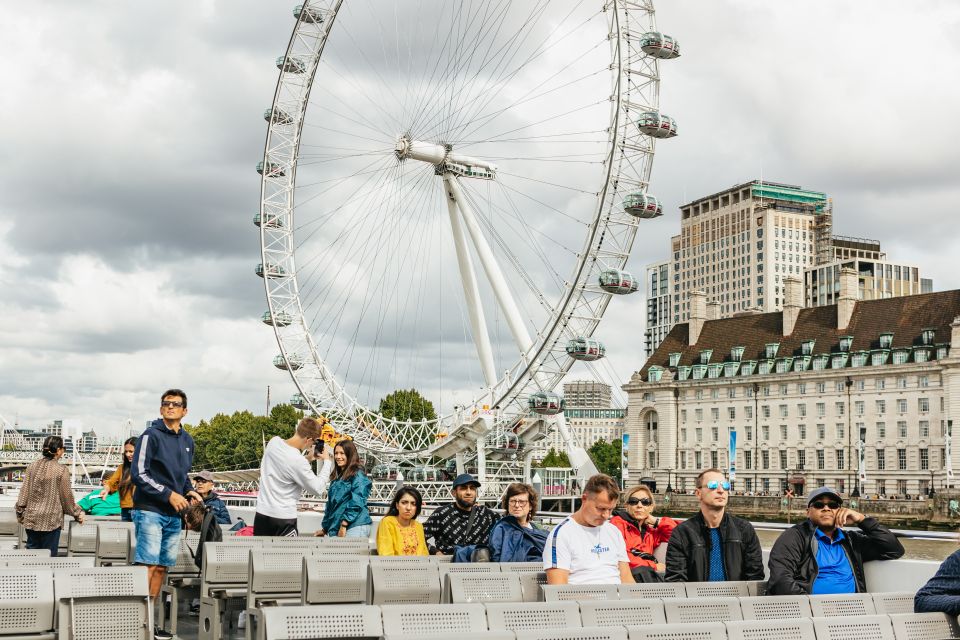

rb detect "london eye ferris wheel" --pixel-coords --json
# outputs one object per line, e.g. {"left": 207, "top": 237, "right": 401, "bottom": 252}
{"left": 257, "top": 0, "right": 679, "bottom": 472}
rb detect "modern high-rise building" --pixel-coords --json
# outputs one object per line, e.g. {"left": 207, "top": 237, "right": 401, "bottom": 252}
{"left": 562, "top": 380, "right": 613, "bottom": 409}
{"left": 645, "top": 260, "right": 673, "bottom": 358}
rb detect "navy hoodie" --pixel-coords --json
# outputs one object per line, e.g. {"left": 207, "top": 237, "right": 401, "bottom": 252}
{"left": 131, "top": 419, "right": 195, "bottom": 516}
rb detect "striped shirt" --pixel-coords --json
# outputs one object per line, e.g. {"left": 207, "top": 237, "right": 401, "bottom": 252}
{"left": 15, "top": 457, "right": 83, "bottom": 531}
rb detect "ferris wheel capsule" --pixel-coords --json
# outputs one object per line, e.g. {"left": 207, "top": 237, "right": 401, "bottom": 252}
{"left": 273, "top": 354, "right": 305, "bottom": 371}
{"left": 566, "top": 337, "right": 606, "bottom": 361}
{"left": 639, "top": 32, "right": 681, "bottom": 59}
{"left": 529, "top": 392, "right": 565, "bottom": 416}
{"left": 256, "top": 263, "right": 286, "bottom": 279}
{"left": 293, "top": 4, "right": 325, "bottom": 24}
{"left": 261, "top": 310, "right": 294, "bottom": 327}
{"left": 637, "top": 111, "right": 678, "bottom": 138}
{"left": 276, "top": 56, "right": 307, "bottom": 74}
{"left": 257, "top": 160, "right": 286, "bottom": 177}
{"left": 263, "top": 107, "right": 294, "bottom": 125}
{"left": 599, "top": 269, "right": 639, "bottom": 294}
{"left": 623, "top": 192, "right": 663, "bottom": 219}
{"left": 254, "top": 212, "right": 284, "bottom": 228}
{"left": 290, "top": 392, "right": 312, "bottom": 409}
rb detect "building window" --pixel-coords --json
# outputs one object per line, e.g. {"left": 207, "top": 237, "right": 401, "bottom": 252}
{"left": 745, "top": 406, "right": 753, "bottom": 420}
{"left": 779, "top": 405, "right": 788, "bottom": 418}
{"left": 797, "top": 450, "right": 806, "bottom": 470}
{"left": 835, "top": 402, "right": 845, "bottom": 416}
{"left": 877, "top": 422, "right": 886, "bottom": 438}
{"left": 898, "top": 480, "right": 908, "bottom": 496}
{"left": 695, "top": 451, "right": 702, "bottom": 467}
{"left": 921, "top": 448, "right": 929, "bottom": 470}
{"left": 711, "top": 451, "right": 719, "bottom": 468}
{"left": 762, "top": 425, "right": 770, "bottom": 440}
{"left": 728, "top": 388, "right": 737, "bottom": 399}
{"left": 897, "top": 376, "right": 908, "bottom": 389}
{"left": 780, "top": 425, "right": 788, "bottom": 440}
{"left": 875, "top": 378, "right": 886, "bottom": 390}
{"left": 762, "top": 405, "right": 771, "bottom": 419}
{"left": 920, "top": 420, "right": 929, "bottom": 438}
{"left": 780, "top": 384, "right": 789, "bottom": 395}
{"left": 762, "top": 450, "right": 770, "bottom": 469}
{"left": 779, "top": 450, "right": 788, "bottom": 469}
{"left": 745, "top": 452, "right": 753, "bottom": 470}
{"left": 876, "top": 480, "right": 886, "bottom": 495}
{"left": 816, "top": 403, "right": 826, "bottom": 417}
{"left": 798, "top": 424, "right": 807, "bottom": 440}
{"left": 836, "top": 450, "right": 845, "bottom": 470}
{"left": 695, "top": 390, "right": 703, "bottom": 400}
{"left": 712, "top": 427, "right": 719, "bottom": 442}
{"left": 681, "top": 409, "right": 687, "bottom": 421}
{"left": 695, "top": 408, "right": 703, "bottom": 421}
{"left": 728, "top": 407, "right": 736, "bottom": 420}
{"left": 817, "top": 450, "right": 825, "bottom": 470}
{"left": 854, "top": 401, "right": 865, "bottom": 416}
{"left": 711, "top": 388, "right": 720, "bottom": 399}
{"left": 898, "top": 421, "right": 908, "bottom": 439}
{"left": 696, "top": 428, "right": 703, "bottom": 442}
{"left": 919, "top": 397, "right": 930, "bottom": 413}
{"left": 876, "top": 400, "right": 886, "bottom": 414}
{"left": 877, "top": 449, "right": 886, "bottom": 470}
{"left": 896, "top": 399, "right": 907, "bottom": 413}
{"left": 817, "top": 424, "right": 826, "bottom": 440}
{"left": 898, "top": 449, "right": 907, "bottom": 470}
{"left": 837, "top": 423, "right": 845, "bottom": 440}
{"left": 919, "top": 375, "right": 929, "bottom": 388}
{"left": 711, "top": 408, "right": 720, "bottom": 421}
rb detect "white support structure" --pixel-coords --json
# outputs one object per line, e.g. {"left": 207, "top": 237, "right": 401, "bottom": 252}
{"left": 552, "top": 412, "right": 599, "bottom": 487}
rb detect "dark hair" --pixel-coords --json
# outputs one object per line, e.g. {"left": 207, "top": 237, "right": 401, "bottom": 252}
{"left": 296, "top": 417, "right": 322, "bottom": 439}
{"left": 161, "top": 389, "right": 188, "bottom": 409}
{"left": 332, "top": 440, "right": 363, "bottom": 482}
{"left": 696, "top": 468, "right": 725, "bottom": 488}
{"left": 583, "top": 473, "right": 620, "bottom": 501}
{"left": 182, "top": 502, "right": 206, "bottom": 531}
{"left": 119, "top": 437, "right": 138, "bottom": 494}
{"left": 387, "top": 486, "right": 423, "bottom": 519}
{"left": 41, "top": 436, "right": 64, "bottom": 459}
{"left": 502, "top": 482, "right": 539, "bottom": 520}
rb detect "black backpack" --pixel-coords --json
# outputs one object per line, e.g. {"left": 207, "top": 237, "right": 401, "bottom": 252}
{"left": 190, "top": 507, "right": 223, "bottom": 569}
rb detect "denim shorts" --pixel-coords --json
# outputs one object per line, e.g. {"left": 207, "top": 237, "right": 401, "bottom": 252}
{"left": 345, "top": 523, "right": 371, "bottom": 539}
{"left": 132, "top": 509, "right": 182, "bottom": 567}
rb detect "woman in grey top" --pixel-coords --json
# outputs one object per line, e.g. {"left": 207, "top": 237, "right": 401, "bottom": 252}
{"left": 15, "top": 436, "right": 85, "bottom": 556}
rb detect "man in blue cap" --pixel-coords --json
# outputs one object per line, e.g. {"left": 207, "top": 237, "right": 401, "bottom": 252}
{"left": 767, "top": 486, "right": 903, "bottom": 595}
{"left": 423, "top": 473, "right": 499, "bottom": 555}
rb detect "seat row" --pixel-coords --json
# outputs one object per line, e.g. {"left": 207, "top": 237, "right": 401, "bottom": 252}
{"left": 0, "top": 566, "right": 152, "bottom": 640}
{"left": 0, "top": 516, "right": 136, "bottom": 565}
{"left": 258, "top": 602, "right": 960, "bottom": 640}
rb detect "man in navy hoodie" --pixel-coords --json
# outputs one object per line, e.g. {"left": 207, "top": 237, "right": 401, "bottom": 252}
{"left": 131, "top": 388, "right": 200, "bottom": 640}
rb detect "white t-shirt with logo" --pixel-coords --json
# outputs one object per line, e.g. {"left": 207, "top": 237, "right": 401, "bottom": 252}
{"left": 543, "top": 516, "right": 628, "bottom": 584}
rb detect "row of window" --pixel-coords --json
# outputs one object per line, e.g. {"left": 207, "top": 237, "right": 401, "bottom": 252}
{"left": 676, "top": 447, "right": 937, "bottom": 472}
{"left": 683, "top": 397, "right": 935, "bottom": 423}
{"left": 679, "top": 419, "right": 943, "bottom": 446}
{"left": 683, "top": 375, "right": 935, "bottom": 400}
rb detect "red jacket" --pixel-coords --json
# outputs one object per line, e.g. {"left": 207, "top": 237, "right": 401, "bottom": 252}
{"left": 609, "top": 510, "right": 678, "bottom": 569}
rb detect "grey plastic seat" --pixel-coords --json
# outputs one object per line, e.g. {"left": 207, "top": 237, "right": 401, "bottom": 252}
{"left": 809, "top": 593, "right": 876, "bottom": 617}
{"left": 580, "top": 598, "right": 666, "bottom": 627}
{"left": 626, "top": 621, "right": 727, "bottom": 640}
{"left": 500, "top": 562, "right": 548, "bottom": 574}
{"left": 811, "top": 614, "right": 895, "bottom": 640}
{"left": 302, "top": 555, "right": 368, "bottom": 604}
{"left": 485, "top": 601, "right": 582, "bottom": 631}
{"left": 94, "top": 523, "right": 133, "bottom": 566}
{"left": 440, "top": 562, "right": 501, "bottom": 601}
{"left": 684, "top": 581, "right": 751, "bottom": 598}
{"left": 54, "top": 566, "right": 151, "bottom": 640}
{"left": 368, "top": 561, "right": 441, "bottom": 604}
{"left": 262, "top": 604, "right": 382, "bottom": 639}
{"left": 245, "top": 550, "right": 320, "bottom": 640}
{"left": 619, "top": 582, "right": 686, "bottom": 600}
{"left": 66, "top": 521, "right": 99, "bottom": 556}
{"left": 541, "top": 584, "right": 619, "bottom": 602}
{"left": 871, "top": 592, "right": 917, "bottom": 615}
{"left": 448, "top": 572, "right": 523, "bottom": 603}
{"left": 6, "top": 556, "right": 96, "bottom": 570}
{"left": 888, "top": 612, "right": 960, "bottom": 640}
{"left": 0, "top": 538, "right": 17, "bottom": 549}
{"left": 381, "top": 602, "right": 487, "bottom": 635}
{"left": 0, "top": 509, "right": 19, "bottom": 537}
{"left": 518, "top": 571, "right": 548, "bottom": 602}
{"left": 384, "top": 634, "right": 514, "bottom": 640}
{"left": 724, "top": 618, "right": 816, "bottom": 640}
{"left": 199, "top": 543, "right": 269, "bottom": 640}
{"left": 516, "top": 627, "right": 628, "bottom": 640}
{"left": 739, "top": 595, "right": 811, "bottom": 620}
{"left": 0, "top": 548, "right": 50, "bottom": 557}
{"left": 663, "top": 597, "right": 742, "bottom": 624}
{"left": 0, "top": 568, "right": 56, "bottom": 639}
{"left": 745, "top": 581, "right": 768, "bottom": 596}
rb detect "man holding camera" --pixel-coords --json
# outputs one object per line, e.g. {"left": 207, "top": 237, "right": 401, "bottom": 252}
{"left": 253, "top": 417, "right": 332, "bottom": 536}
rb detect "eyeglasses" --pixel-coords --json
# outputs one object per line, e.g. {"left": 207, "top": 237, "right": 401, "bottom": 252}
{"left": 626, "top": 497, "right": 654, "bottom": 506}
{"left": 810, "top": 500, "right": 841, "bottom": 510}
{"left": 161, "top": 401, "right": 184, "bottom": 408}
{"left": 508, "top": 499, "right": 529, "bottom": 507}
{"left": 703, "top": 480, "right": 731, "bottom": 491}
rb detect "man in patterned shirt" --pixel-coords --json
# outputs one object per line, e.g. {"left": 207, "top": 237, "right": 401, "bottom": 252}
{"left": 423, "top": 474, "right": 499, "bottom": 555}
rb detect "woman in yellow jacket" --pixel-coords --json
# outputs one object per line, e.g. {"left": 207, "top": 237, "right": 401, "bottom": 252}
{"left": 376, "top": 486, "right": 428, "bottom": 556}
{"left": 100, "top": 437, "right": 137, "bottom": 521}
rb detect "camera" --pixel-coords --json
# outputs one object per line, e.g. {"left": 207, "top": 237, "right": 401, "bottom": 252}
{"left": 314, "top": 439, "right": 324, "bottom": 455}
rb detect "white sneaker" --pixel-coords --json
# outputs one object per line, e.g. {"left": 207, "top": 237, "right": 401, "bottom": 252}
{"left": 238, "top": 611, "right": 246, "bottom": 630}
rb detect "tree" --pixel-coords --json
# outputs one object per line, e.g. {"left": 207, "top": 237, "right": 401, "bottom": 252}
{"left": 377, "top": 388, "right": 437, "bottom": 423}
{"left": 588, "top": 438, "right": 622, "bottom": 481}
{"left": 187, "top": 404, "right": 303, "bottom": 471}
{"left": 535, "top": 447, "right": 571, "bottom": 468}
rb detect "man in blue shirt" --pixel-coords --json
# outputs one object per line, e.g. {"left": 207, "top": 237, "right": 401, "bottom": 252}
{"left": 768, "top": 486, "right": 904, "bottom": 595}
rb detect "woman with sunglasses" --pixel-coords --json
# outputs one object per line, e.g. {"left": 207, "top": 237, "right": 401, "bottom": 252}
{"left": 610, "top": 485, "right": 677, "bottom": 582}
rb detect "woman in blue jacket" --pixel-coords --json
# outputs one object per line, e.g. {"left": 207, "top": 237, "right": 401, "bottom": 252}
{"left": 319, "top": 440, "right": 372, "bottom": 538}
{"left": 488, "top": 483, "right": 548, "bottom": 562}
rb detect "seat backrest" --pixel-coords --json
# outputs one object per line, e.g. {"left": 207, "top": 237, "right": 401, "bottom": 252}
{"left": 808, "top": 593, "right": 876, "bottom": 617}
{"left": 369, "top": 555, "right": 434, "bottom": 566}
{"left": 499, "top": 562, "right": 548, "bottom": 574}
{"left": 0, "top": 549, "right": 50, "bottom": 557}
{"left": 0, "top": 510, "right": 18, "bottom": 537}
{"left": 579, "top": 598, "right": 666, "bottom": 627}
{"left": 7, "top": 556, "right": 96, "bottom": 570}
{"left": 54, "top": 567, "right": 151, "bottom": 640}
{"left": 518, "top": 571, "right": 548, "bottom": 602}
{"left": 663, "top": 597, "right": 743, "bottom": 624}
{"left": 739, "top": 595, "right": 811, "bottom": 620}
{"left": 53, "top": 566, "right": 149, "bottom": 599}
{"left": 0, "top": 538, "right": 17, "bottom": 549}
{"left": 369, "top": 562, "right": 441, "bottom": 605}
{"left": 201, "top": 542, "right": 263, "bottom": 589}
{"left": 626, "top": 621, "right": 727, "bottom": 640}
{"left": 724, "top": 618, "right": 816, "bottom": 640}
{"left": 302, "top": 556, "right": 368, "bottom": 604}
{"left": 67, "top": 520, "right": 99, "bottom": 555}
{"left": 249, "top": 549, "right": 315, "bottom": 603}
{"left": 541, "top": 584, "right": 619, "bottom": 602}
{"left": 262, "top": 604, "right": 382, "bottom": 640}
{"left": 871, "top": 592, "right": 917, "bottom": 615}
{"left": 619, "top": 582, "right": 686, "bottom": 600}
{"left": 887, "top": 612, "right": 960, "bottom": 640}
{"left": 684, "top": 581, "right": 751, "bottom": 598}
{"left": 320, "top": 537, "right": 370, "bottom": 552}
{"left": 448, "top": 573, "right": 523, "bottom": 604}
{"left": 485, "top": 601, "right": 581, "bottom": 631}
{"left": 744, "top": 581, "right": 767, "bottom": 596}
{"left": 811, "top": 614, "right": 894, "bottom": 640}
{"left": 440, "top": 563, "right": 502, "bottom": 601}
{"left": 516, "top": 627, "right": 628, "bottom": 640}
{"left": 0, "top": 568, "right": 55, "bottom": 635}
{"left": 380, "top": 603, "right": 487, "bottom": 635}
{"left": 95, "top": 524, "right": 133, "bottom": 563}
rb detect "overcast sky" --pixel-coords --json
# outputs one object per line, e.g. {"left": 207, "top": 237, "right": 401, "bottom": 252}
{"left": 2, "top": 1, "right": 959, "bottom": 442}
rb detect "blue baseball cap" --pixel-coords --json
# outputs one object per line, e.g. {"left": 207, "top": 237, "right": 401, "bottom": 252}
{"left": 806, "top": 486, "right": 842, "bottom": 506}
{"left": 452, "top": 473, "right": 480, "bottom": 489}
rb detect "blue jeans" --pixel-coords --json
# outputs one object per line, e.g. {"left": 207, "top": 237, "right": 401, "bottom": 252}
{"left": 345, "top": 523, "right": 371, "bottom": 539}
{"left": 132, "top": 509, "right": 182, "bottom": 567}
{"left": 25, "top": 528, "right": 60, "bottom": 557}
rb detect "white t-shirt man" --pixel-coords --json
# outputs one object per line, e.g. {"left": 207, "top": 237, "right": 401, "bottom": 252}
{"left": 543, "top": 515, "right": 628, "bottom": 584}
{"left": 256, "top": 436, "right": 332, "bottom": 519}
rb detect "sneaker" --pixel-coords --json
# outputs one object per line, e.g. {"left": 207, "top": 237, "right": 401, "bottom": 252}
{"left": 154, "top": 628, "right": 173, "bottom": 640}
{"left": 188, "top": 604, "right": 200, "bottom": 616}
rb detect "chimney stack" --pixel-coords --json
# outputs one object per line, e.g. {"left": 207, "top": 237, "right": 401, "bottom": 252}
{"left": 782, "top": 276, "right": 802, "bottom": 336}
{"left": 689, "top": 290, "right": 707, "bottom": 345}
{"left": 951, "top": 316, "right": 960, "bottom": 347}
{"left": 837, "top": 267, "right": 858, "bottom": 330}
{"left": 706, "top": 300, "right": 721, "bottom": 321}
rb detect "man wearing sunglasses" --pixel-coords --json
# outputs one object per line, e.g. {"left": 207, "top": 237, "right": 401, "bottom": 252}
{"left": 767, "top": 486, "right": 903, "bottom": 595}
{"left": 665, "top": 468, "right": 764, "bottom": 583}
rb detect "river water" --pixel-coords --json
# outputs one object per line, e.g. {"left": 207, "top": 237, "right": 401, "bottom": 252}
{"left": 756, "top": 529, "right": 956, "bottom": 562}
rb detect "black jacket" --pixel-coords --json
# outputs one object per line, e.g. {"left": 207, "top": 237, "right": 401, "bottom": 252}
{"left": 665, "top": 512, "right": 764, "bottom": 582}
{"left": 767, "top": 517, "right": 904, "bottom": 595}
